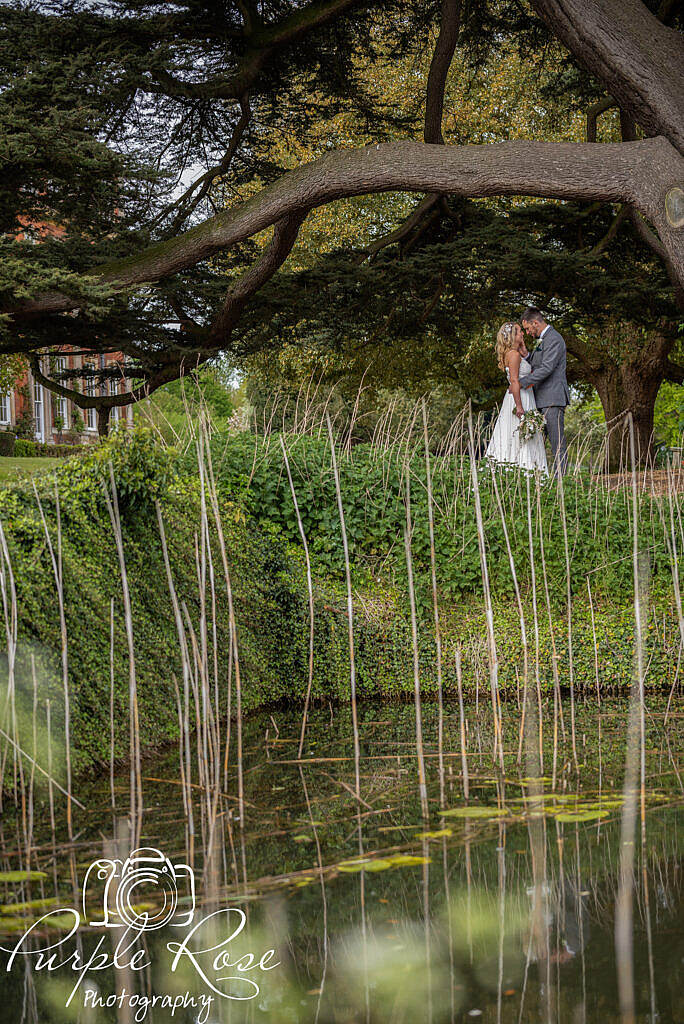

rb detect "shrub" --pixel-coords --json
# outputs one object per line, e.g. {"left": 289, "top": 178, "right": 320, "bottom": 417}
{"left": 14, "top": 439, "right": 38, "bottom": 457}
{"left": 0, "top": 430, "right": 16, "bottom": 456}
{"left": 14, "top": 439, "right": 90, "bottom": 458}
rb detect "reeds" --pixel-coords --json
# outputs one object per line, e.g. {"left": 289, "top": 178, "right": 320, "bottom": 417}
{"left": 103, "top": 465, "right": 143, "bottom": 842}
{"left": 0, "top": 381, "right": 682, "bottom": 1024}
{"left": 466, "top": 406, "right": 503, "bottom": 770}
{"left": 326, "top": 412, "right": 361, "bottom": 804}
{"left": 403, "top": 462, "right": 429, "bottom": 820}
{"left": 279, "top": 435, "right": 316, "bottom": 758}
{"left": 615, "top": 413, "right": 649, "bottom": 1024}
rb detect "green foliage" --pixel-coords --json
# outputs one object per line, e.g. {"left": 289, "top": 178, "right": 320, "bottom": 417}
{"left": 654, "top": 381, "right": 684, "bottom": 447}
{"left": 1, "top": 429, "right": 680, "bottom": 775}
{"left": 134, "top": 363, "right": 238, "bottom": 444}
{"left": 201, "top": 432, "right": 677, "bottom": 607}
{"left": 0, "top": 353, "right": 24, "bottom": 393}
{"left": 71, "top": 407, "right": 85, "bottom": 434}
{"left": 0, "top": 430, "right": 15, "bottom": 456}
{"left": 14, "top": 439, "right": 88, "bottom": 458}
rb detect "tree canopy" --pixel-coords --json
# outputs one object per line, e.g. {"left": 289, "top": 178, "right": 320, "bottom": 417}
{"left": 0, "top": 0, "right": 682, "bottom": 451}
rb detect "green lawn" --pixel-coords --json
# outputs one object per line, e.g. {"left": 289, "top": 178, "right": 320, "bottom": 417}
{"left": 0, "top": 456, "right": 59, "bottom": 481}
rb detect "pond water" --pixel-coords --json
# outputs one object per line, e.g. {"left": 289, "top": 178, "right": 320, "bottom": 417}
{"left": 0, "top": 695, "right": 682, "bottom": 1023}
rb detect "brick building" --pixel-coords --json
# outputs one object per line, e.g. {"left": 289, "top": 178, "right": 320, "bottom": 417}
{"left": 1, "top": 354, "right": 133, "bottom": 443}
{"left": 2, "top": 217, "right": 134, "bottom": 442}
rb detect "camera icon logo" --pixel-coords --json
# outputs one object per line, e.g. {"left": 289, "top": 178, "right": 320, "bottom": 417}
{"left": 82, "top": 847, "right": 195, "bottom": 931}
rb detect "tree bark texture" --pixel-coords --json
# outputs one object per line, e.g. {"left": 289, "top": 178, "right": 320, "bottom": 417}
{"left": 11, "top": 137, "right": 683, "bottom": 319}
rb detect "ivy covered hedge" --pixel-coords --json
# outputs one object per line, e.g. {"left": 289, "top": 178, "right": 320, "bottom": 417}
{"left": 0, "top": 430, "right": 679, "bottom": 775}
{"left": 201, "top": 432, "right": 678, "bottom": 605}
{"left": 14, "top": 438, "right": 90, "bottom": 457}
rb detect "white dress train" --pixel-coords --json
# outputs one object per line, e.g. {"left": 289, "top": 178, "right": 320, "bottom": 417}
{"left": 485, "top": 358, "right": 548, "bottom": 474}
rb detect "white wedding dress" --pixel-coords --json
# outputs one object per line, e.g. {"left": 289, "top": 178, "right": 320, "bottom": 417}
{"left": 485, "top": 358, "right": 548, "bottom": 473}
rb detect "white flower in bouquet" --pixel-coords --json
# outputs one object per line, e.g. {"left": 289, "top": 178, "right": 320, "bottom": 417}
{"left": 515, "top": 409, "right": 545, "bottom": 444}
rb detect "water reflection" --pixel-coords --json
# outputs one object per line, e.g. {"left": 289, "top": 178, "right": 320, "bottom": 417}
{"left": 0, "top": 697, "right": 681, "bottom": 1022}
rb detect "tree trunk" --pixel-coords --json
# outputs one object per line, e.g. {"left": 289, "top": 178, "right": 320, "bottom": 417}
{"left": 97, "top": 405, "right": 111, "bottom": 438}
{"left": 531, "top": 0, "right": 684, "bottom": 155}
{"left": 593, "top": 362, "right": 662, "bottom": 470}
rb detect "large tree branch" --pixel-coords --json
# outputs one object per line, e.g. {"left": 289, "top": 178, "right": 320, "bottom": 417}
{"left": 208, "top": 211, "right": 306, "bottom": 343}
{"left": 424, "top": 0, "right": 462, "bottom": 145}
{"left": 531, "top": 0, "right": 684, "bottom": 154}
{"left": 10, "top": 137, "right": 684, "bottom": 319}
{"left": 586, "top": 95, "right": 615, "bottom": 143}
{"left": 620, "top": 107, "right": 684, "bottom": 308}
{"left": 29, "top": 356, "right": 141, "bottom": 411}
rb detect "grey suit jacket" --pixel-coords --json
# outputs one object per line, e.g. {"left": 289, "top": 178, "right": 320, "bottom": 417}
{"left": 518, "top": 325, "right": 570, "bottom": 408}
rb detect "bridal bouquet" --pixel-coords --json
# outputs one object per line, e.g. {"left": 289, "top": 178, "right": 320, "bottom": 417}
{"left": 515, "top": 409, "right": 545, "bottom": 443}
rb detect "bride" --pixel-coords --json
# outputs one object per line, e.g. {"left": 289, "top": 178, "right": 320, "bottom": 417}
{"left": 486, "top": 321, "right": 548, "bottom": 473}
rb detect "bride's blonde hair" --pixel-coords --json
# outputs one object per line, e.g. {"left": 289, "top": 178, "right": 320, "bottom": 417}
{"left": 496, "top": 321, "right": 519, "bottom": 371}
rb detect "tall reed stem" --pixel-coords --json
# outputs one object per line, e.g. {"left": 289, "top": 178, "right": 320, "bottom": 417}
{"left": 615, "top": 413, "right": 648, "bottom": 1024}
{"left": 32, "top": 483, "right": 74, "bottom": 839}
{"left": 280, "top": 435, "right": 316, "bottom": 758}
{"left": 103, "top": 466, "right": 142, "bottom": 841}
{"left": 403, "top": 465, "right": 430, "bottom": 820}
{"left": 466, "top": 407, "right": 503, "bottom": 769}
{"left": 326, "top": 414, "right": 361, "bottom": 802}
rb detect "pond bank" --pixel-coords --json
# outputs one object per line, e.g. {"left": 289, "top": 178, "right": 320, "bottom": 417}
{"left": 0, "top": 430, "right": 680, "bottom": 775}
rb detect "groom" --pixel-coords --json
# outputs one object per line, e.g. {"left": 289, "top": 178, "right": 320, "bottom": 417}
{"left": 514, "top": 306, "right": 570, "bottom": 477}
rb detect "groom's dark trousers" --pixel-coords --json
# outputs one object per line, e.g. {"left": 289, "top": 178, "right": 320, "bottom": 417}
{"left": 541, "top": 406, "right": 568, "bottom": 478}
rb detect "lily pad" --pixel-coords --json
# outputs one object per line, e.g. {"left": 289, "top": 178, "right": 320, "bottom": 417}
{"left": 337, "top": 853, "right": 430, "bottom": 873}
{"left": 0, "top": 871, "right": 47, "bottom": 883}
{"left": 0, "top": 897, "right": 57, "bottom": 915}
{"left": 553, "top": 810, "right": 609, "bottom": 823}
{"left": 338, "top": 858, "right": 373, "bottom": 873}
{"left": 46, "top": 914, "right": 79, "bottom": 931}
{"left": 442, "top": 807, "right": 509, "bottom": 819}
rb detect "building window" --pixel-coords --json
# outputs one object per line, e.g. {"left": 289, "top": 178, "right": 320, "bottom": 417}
{"left": 0, "top": 392, "right": 9, "bottom": 425}
{"left": 109, "top": 379, "right": 120, "bottom": 422}
{"left": 84, "top": 366, "right": 97, "bottom": 430}
{"left": 53, "top": 357, "right": 68, "bottom": 426}
{"left": 34, "top": 382, "right": 44, "bottom": 441}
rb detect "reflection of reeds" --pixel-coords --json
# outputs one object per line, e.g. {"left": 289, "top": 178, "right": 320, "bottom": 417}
{"left": 615, "top": 413, "right": 648, "bottom": 1024}
{"left": 403, "top": 463, "right": 429, "bottom": 820}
